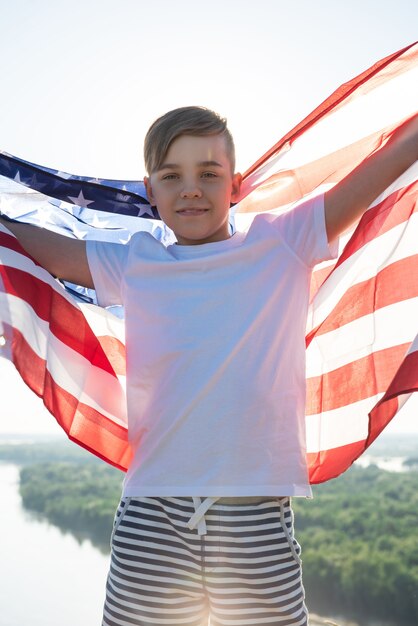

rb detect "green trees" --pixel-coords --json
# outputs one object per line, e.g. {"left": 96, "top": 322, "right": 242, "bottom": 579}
{"left": 293, "top": 466, "right": 418, "bottom": 624}
{"left": 19, "top": 462, "right": 122, "bottom": 550}
{"left": 8, "top": 438, "right": 418, "bottom": 625}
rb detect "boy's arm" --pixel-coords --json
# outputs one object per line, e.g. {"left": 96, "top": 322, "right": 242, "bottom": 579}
{"left": 0, "top": 217, "right": 94, "bottom": 288}
{"left": 324, "top": 114, "right": 418, "bottom": 243}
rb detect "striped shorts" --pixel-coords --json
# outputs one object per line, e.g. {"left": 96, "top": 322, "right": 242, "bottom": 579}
{"left": 102, "top": 496, "right": 308, "bottom": 626}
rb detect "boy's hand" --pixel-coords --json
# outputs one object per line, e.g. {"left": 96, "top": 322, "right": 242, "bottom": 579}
{"left": 324, "top": 113, "right": 418, "bottom": 243}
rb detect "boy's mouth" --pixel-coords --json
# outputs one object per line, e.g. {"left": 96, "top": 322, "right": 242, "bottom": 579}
{"left": 176, "top": 208, "right": 209, "bottom": 216}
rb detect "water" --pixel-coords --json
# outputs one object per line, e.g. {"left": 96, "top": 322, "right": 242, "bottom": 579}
{"left": 354, "top": 455, "right": 409, "bottom": 472}
{"left": 0, "top": 460, "right": 402, "bottom": 626}
{"left": 0, "top": 463, "right": 110, "bottom": 626}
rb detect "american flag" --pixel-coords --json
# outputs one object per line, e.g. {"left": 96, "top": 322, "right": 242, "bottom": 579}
{"left": 1, "top": 42, "right": 417, "bottom": 482}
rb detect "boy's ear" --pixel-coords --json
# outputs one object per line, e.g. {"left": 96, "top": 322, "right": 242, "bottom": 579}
{"left": 231, "top": 172, "right": 243, "bottom": 203}
{"left": 144, "top": 176, "right": 155, "bottom": 206}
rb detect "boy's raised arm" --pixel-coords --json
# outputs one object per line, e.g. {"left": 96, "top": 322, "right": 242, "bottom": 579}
{"left": 324, "top": 114, "right": 418, "bottom": 243}
{"left": 0, "top": 217, "right": 94, "bottom": 288}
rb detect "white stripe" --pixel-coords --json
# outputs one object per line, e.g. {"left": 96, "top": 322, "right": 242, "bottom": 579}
{"left": 307, "top": 297, "right": 417, "bottom": 377}
{"left": 0, "top": 233, "right": 77, "bottom": 297}
{"left": 307, "top": 211, "right": 418, "bottom": 333}
{"left": 309, "top": 165, "right": 418, "bottom": 283}
{"left": 105, "top": 589, "right": 202, "bottom": 607}
{"left": 406, "top": 333, "right": 418, "bottom": 354}
{"left": 0, "top": 237, "right": 125, "bottom": 344}
{"left": 213, "top": 594, "right": 304, "bottom": 617}
{"left": 115, "top": 535, "right": 201, "bottom": 561}
{"left": 114, "top": 548, "right": 202, "bottom": 572}
{"left": 106, "top": 591, "right": 202, "bottom": 614}
{"left": 0, "top": 185, "right": 56, "bottom": 215}
{"left": 78, "top": 301, "right": 125, "bottom": 343}
{"left": 306, "top": 393, "right": 383, "bottom": 452}
{"left": 122, "top": 509, "right": 288, "bottom": 536}
{"left": 234, "top": 184, "right": 332, "bottom": 226}
{"left": 202, "top": 563, "right": 301, "bottom": 581}
{"left": 248, "top": 65, "right": 418, "bottom": 185}
{"left": 205, "top": 553, "right": 295, "bottom": 566}
{"left": 1, "top": 292, "right": 127, "bottom": 425}
{"left": 110, "top": 563, "right": 201, "bottom": 589}
{"left": 115, "top": 549, "right": 296, "bottom": 577}
{"left": 103, "top": 609, "right": 202, "bottom": 626}
{"left": 212, "top": 584, "right": 303, "bottom": 603}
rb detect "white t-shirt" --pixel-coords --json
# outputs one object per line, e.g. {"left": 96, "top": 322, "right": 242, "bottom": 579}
{"left": 87, "top": 195, "right": 337, "bottom": 498}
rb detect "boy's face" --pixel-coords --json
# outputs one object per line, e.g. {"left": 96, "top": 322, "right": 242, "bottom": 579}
{"left": 144, "top": 134, "right": 242, "bottom": 245}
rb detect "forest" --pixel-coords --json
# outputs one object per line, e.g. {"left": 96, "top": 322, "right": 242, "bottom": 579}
{"left": 1, "top": 437, "right": 417, "bottom": 626}
{"left": 292, "top": 466, "right": 418, "bottom": 624}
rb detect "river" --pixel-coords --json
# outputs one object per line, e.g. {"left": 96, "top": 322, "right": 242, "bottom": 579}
{"left": 0, "top": 460, "right": 400, "bottom": 626}
{"left": 0, "top": 462, "right": 109, "bottom": 626}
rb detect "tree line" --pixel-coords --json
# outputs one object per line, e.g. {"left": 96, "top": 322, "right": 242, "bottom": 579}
{"left": 293, "top": 465, "right": 418, "bottom": 625}
{"left": 19, "top": 462, "right": 123, "bottom": 550}
{"left": 4, "top": 442, "right": 417, "bottom": 626}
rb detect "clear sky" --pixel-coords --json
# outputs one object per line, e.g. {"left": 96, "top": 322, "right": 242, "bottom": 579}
{"left": 0, "top": 0, "right": 417, "bottom": 435}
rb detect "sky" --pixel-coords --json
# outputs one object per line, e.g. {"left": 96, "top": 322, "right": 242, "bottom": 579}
{"left": 0, "top": 0, "right": 417, "bottom": 436}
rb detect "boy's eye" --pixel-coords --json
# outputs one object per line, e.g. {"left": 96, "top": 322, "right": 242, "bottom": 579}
{"left": 161, "top": 173, "right": 179, "bottom": 181}
{"left": 201, "top": 172, "right": 217, "bottom": 178}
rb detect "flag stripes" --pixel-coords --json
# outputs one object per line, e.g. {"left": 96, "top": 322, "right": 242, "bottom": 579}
{"left": 239, "top": 43, "right": 418, "bottom": 207}
{"left": 2, "top": 318, "right": 132, "bottom": 470}
{"left": 232, "top": 43, "right": 418, "bottom": 482}
{"left": 1, "top": 42, "right": 417, "bottom": 483}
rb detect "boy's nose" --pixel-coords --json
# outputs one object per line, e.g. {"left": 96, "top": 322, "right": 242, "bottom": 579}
{"left": 180, "top": 185, "right": 203, "bottom": 199}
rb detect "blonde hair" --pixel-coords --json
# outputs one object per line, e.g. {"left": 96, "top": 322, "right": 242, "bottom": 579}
{"left": 144, "top": 106, "right": 235, "bottom": 174}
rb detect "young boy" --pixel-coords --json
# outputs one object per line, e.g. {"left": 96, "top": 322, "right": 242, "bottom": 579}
{"left": 1, "top": 106, "right": 417, "bottom": 626}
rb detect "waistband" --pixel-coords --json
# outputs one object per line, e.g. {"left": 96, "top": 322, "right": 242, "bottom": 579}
{"left": 187, "top": 496, "right": 288, "bottom": 536}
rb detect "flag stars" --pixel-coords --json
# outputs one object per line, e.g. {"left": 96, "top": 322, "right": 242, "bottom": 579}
{"left": 14, "top": 170, "right": 23, "bottom": 184}
{"left": 134, "top": 203, "right": 157, "bottom": 218}
{"left": 67, "top": 190, "right": 95, "bottom": 208}
{"left": 89, "top": 213, "right": 105, "bottom": 228}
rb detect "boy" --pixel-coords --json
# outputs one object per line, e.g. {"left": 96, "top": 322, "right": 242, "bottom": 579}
{"left": 1, "top": 106, "right": 417, "bottom": 626}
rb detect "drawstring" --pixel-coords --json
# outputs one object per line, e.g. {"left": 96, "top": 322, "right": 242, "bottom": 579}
{"left": 278, "top": 498, "right": 301, "bottom": 565}
{"left": 187, "top": 496, "right": 220, "bottom": 536}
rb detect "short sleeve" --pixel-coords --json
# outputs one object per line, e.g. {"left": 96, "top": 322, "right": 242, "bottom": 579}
{"left": 273, "top": 194, "right": 338, "bottom": 267}
{"left": 86, "top": 239, "right": 130, "bottom": 307}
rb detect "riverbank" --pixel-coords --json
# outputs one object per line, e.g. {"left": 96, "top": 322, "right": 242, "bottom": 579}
{"left": 1, "top": 434, "right": 418, "bottom": 626}
{"left": 0, "top": 462, "right": 108, "bottom": 626}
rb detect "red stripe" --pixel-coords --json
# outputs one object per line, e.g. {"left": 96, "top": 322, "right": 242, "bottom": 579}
{"left": 238, "top": 119, "right": 418, "bottom": 215}
{"left": 307, "top": 255, "right": 418, "bottom": 343}
{"left": 0, "top": 263, "right": 126, "bottom": 376}
{"left": 307, "top": 439, "right": 368, "bottom": 483}
{"left": 306, "top": 343, "right": 410, "bottom": 415}
{"left": 310, "top": 264, "right": 335, "bottom": 300}
{"left": 306, "top": 185, "right": 418, "bottom": 346}
{"left": 2, "top": 44, "right": 418, "bottom": 484}
{"left": 241, "top": 41, "right": 418, "bottom": 182}
{"left": 378, "top": 347, "right": 418, "bottom": 400}
{"left": 6, "top": 321, "right": 131, "bottom": 471}
{"left": 238, "top": 130, "right": 384, "bottom": 213}
{"left": 309, "top": 349, "right": 418, "bottom": 483}
{"left": 334, "top": 181, "right": 418, "bottom": 268}
{"left": 368, "top": 348, "right": 418, "bottom": 444}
